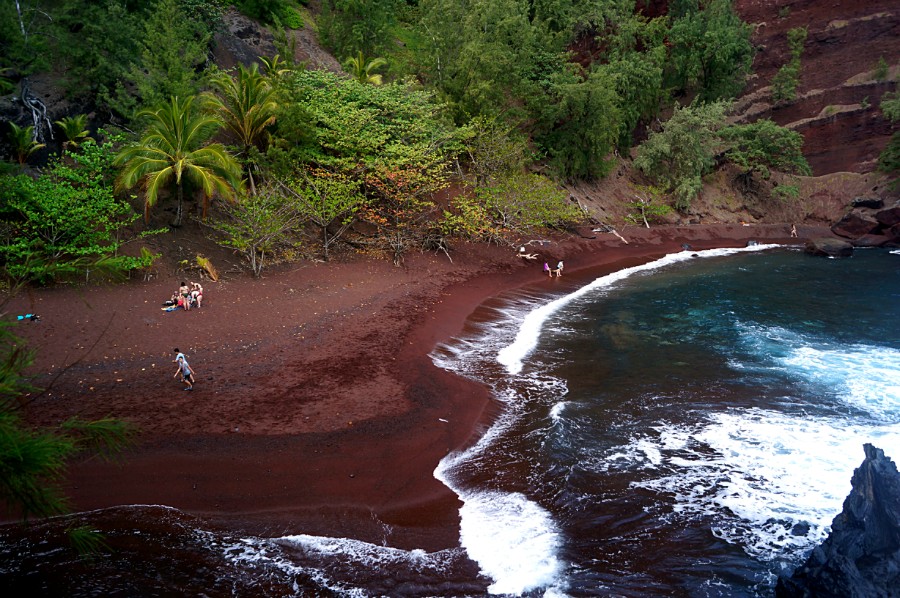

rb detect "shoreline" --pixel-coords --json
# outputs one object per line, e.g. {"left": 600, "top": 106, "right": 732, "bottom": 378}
{"left": 4, "top": 224, "right": 829, "bottom": 552}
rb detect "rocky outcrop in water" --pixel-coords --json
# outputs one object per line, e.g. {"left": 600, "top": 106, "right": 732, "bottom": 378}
{"left": 776, "top": 444, "right": 900, "bottom": 598}
{"left": 805, "top": 237, "right": 854, "bottom": 257}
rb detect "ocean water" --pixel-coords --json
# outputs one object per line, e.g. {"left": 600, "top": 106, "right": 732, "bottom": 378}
{"left": 430, "top": 245, "right": 900, "bottom": 596}
{"left": 5, "top": 246, "right": 900, "bottom": 596}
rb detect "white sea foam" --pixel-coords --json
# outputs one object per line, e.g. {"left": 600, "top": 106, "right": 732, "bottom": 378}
{"left": 435, "top": 392, "right": 567, "bottom": 596}
{"left": 737, "top": 323, "right": 900, "bottom": 420}
{"left": 622, "top": 409, "right": 900, "bottom": 561}
{"left": 779, "top": 344, "right": 900, "bottom": 419}
{"left": 455, "top": 490, "right": 563, "bottom": 595}
{"left": 497, "top": 245, "right": 782, "bottom": 375}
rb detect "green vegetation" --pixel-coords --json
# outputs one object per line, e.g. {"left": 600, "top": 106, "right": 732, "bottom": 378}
{"left": 873, "top": 56, "right": 890, "bottom": 81}
{"left": 879, "top": 91, "right": 900, "bottom": 187}
{"left": 0, "top": 0, "right": 810, "bottom": 271}
{"left": 0, "top": 137, "right": 159, "bottom": 285}
{"left": 635, "top": 101, "right": 730, "bottom": 211}
{"left": 114, "top": 96, "right": 243, "bottom": 226}
{"left": 635, "top": 102, "right": 810, "bottom": 210}
{"left": 6, "top": 123, "right": 45, "bottom": 166}
{"left": 771, "top": 26, "right": 807, "bottom": 103}
{"left": 626, "top": 185, "right": 673, "bottom": 228}
{"left": 0, "top": 322, "right": 133, "bottom": 551}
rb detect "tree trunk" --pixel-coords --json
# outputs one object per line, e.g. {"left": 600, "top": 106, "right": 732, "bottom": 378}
{"left": 173, "top": 183, "right": 184, "bottom": 227}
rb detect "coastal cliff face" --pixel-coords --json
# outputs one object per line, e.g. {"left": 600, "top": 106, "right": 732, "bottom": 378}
{"left": 733, "top": 0, "right": 900, "bottom": 176}
{"left": 775, "top": 444, "right": 900, "bottom": 597}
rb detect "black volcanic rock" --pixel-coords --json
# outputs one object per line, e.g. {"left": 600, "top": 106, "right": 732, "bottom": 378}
{"left": 852, "top": 196, "right": 885, "bottom": 209}
{"left": 805, "top": 238, "right": 854, "bottom": 257}
{"left": 832, "top": 210, "right": 881, "bottom": 239}
{"left": 776, "top": 444, "right": 900, "bottom": 598}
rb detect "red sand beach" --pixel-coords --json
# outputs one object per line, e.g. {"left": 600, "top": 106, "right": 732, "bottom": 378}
{"left": 5, "top": 224, "right": 825, "bottom": 551}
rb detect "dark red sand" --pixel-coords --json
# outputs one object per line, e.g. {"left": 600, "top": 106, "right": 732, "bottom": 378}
{"left": 4, "top": 224, "right": 825, "bottom": 550}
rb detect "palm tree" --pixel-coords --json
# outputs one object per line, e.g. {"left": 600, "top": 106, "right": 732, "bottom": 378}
{"left": 114, "top": 96, "right": 242, "bottom": 226}
{"left": 343, "top": 51, "right": 387, "bottom": 85}
{"left": 205, "top": 63, "right": 277, "bottom": 195}
{"left": 54, "top": 114, "right": 90, "bottom": 151}
{"left": 7, "top": 122, "right": 45, "bottom": 165}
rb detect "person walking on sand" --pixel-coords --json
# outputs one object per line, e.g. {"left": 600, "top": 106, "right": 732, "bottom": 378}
{"left": 173, "top": 348, "right": 195, "bottom": 390}
{"left": 543, "top": 261, "right": 552, "bottom": 278}
{"left": 790, "top": 224, "right": 798, "bottom": 238}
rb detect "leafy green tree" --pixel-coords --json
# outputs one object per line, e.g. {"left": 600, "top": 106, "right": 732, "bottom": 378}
{"left": 473, "top": 172, "right": 584, "bottom": 232}
{"left": 55, "top": 0, "right": 145, "bottom": 110}
{"left": 771, "top": 26, "right": 806, "bottom": 103}
{"left": 460, "top": 115, "right": 528, "bottom": 187}
{"left": 319, "top": 0, "right": 402, "bottom": 58}
{"left": 625, "top": 184, "right": 672, "bottom": 228}
{"left": 283, "top": 168, "right": 367, "bottom": 261}
{"left": 114, "top": 96, "right": 242, "bottom": 226}
{"left": 206, "top": 186, "right": 299, "bottom": 277}
{"left": 608, "top": 49, "right": 667, "bottom": 148}
{"left": 0, "top": 0, "right": 53, "bottom": 76}
{"left": 418, "top": 0, "right": 543, "bottom": 122}
{"left": 634, "top": 101, "right": 730, "bottom": 211}
{"left": 343, "top": 51, "right": 388, "bottom": 85}
{"left": 666, "top": 0, "right": 754, "bottom": 101}
{"left": 54, "top": 114, "right": 91, "bottom": 151}
{"left": 6, "top": 122, "right": 45, "bottom": 165}
{"left": 285, "top": 69, "right": 460, "bottom": 262}
{"left": 719, "top": 119, "right": 811, "bottom": 190}
{"left": 128, "top": 0, "right": 210, "bottom": 111}
{"left": 0, "top": 138, "right": 157, "bottom": 284}
{"left": 534, "top": 66, "right": 622, "bottom": 179}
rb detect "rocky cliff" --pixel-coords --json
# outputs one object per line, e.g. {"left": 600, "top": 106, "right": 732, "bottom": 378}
{"left": 733, "top": 0, "right": 900, "bottom": 175}
{"left": 776, "top": 444, "right": 900, "bottom": 597}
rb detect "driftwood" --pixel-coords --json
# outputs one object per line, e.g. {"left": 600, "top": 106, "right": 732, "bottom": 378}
{"left": 20, "top": 79, "right": 53, "bottom": 143}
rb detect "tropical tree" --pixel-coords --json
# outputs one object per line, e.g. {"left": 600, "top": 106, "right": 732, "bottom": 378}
{"left": 7, "top": 122, "right": 45, "bottom": 165}
{"left": 318, "top": 0, "right": 401, "bottom": 58}
{"left": 719, "top": 119, "right": 811, "bottom": 190}
{"left": 666, "top": 0, "right": 754, "bottom": 101}
{"left": 206, "top": 62, "right": 278, "bottom": 194}
{"left": 114, "top": 96, "right": 242, "bottom": 226}
{"left": 206, "top": 186, "right": 299, "bottom": 277}
{"left": 0, "top": 138, "right": 159, "bottom": 284}
{"left": 129, "top": 0, "right": 210, "bottom": 112}
{"left": 343, "top": 51, "right": 387, "bottom": 85}
{"left": 634, "top": 101, "right": 730, "bottom": 211}
{"left": 283, "top": 168, "right": 367, "bottom": 261}
{"left": 54, "top": 114, "right": 90, "bottom": 151}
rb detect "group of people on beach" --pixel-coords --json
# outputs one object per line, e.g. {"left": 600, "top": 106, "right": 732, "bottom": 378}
{"left": 164, "top": 281, "right": 203, "bottom": 311}
{"left": 543, "top": 260, "right": 564, "bottom": 278}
